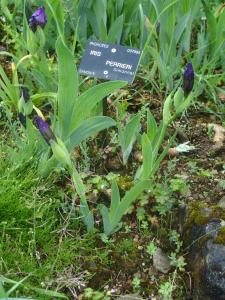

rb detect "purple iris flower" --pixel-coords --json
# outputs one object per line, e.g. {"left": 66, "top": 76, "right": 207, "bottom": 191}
{"left": 18, "top": 112, "right": 26, "bottom": 128}
{"left": 29, "top": 7, "right": 47, "bottom": 32}
{"left": 21, "top": 87, "right": 30, "bottom": 103}
{"left": 183, "top": 62, "right": 194, "bottom": 96}
{"left": 34, "top": 115, "right": 56, "bottom": 145}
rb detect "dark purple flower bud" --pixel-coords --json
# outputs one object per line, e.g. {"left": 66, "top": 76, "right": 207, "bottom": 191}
{"left": 156, "top": 22, "right": 160, "bottom": 35}
{"left": 29, "top": 7, "right": 47, "bottom": 32}
{"left": 34, "top": 115, "right": 56, "bottom": 145}
{"left": 21, "top": 87, "right": 30, "bottom": 103}
{"left": 18, "top": 112, "right": 26, "bottom": 128}
{"left": 183, "top": 62, "right": 194, "bottom": 96}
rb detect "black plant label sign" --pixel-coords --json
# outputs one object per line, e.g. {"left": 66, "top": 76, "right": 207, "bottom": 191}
{"left": 79, "top": 40, "right": 142, "bottom": 84}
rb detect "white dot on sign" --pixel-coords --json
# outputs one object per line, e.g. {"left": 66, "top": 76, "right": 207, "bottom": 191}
{"left": 104, "top": 70, "right": 108, "bottom": 75}
{"left": 111, "top": 48, "right": 116, "bottom": 53}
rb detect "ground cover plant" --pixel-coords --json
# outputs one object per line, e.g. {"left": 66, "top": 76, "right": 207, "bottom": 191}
{"left": 0, "top": 0, "right": 225, "bottom": 299}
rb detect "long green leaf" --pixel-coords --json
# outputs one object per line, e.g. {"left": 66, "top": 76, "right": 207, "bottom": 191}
{"left": 69, "top": 81, "right": 126, "bottom": 132}
{"left": 152, "top": 130, "right": 177, "bottom": 176}
{"left": 107, "top": 14, "right": 124, "bottom": 43}
{"left": 0, "top": 65, "right": 19, "bottom": 105}
{"left": 71, "top": 169, "right": 94, "bottom": 231}
{"left": 6, "top": 274, "right": 30, "bottom": 296}
{"left": 46, "top": 0, "right": 65, "bottom": 42}
{"left": 120, "top": 113, "right": 141, "bottom": 164}
{"left": 124, "top": 0, "right": 141, "bottom": 23}
{"left": 93, "top": 0, "right": 107, "bottom": 39}
{"left": 68, "top": 116, "right": 116, "bottom": 151}
{"left": 142, "top": 134, "right": 153, "bottom": 180}
{"left": 174, "top": 87, "right": 184, "bottom": 112}
{"left": 31, "top": 286, "right": 68, "bottom": 299}
{"left": 163, "top": 94, "right": 172, "bottom": 124}
{"left": 56, "top": 37, "right": 78, "bottom": 139}
{"left": 110, "top": 180, "right": 150, "bottom": 231}
{"left": 119, "top": 180, "right": 150, "bottom": 214}
{"left": 99, "top": 17, "right": 108, "bottom": 41}
{"left": 123, "top": 114, "right": 141, "bottom": 149}
{"left": 109, "top": 180, "right": 120, "bottom": 219}
{"left": 0, "top": 281, "right": 7, "bottom": 298}
{"left": 100, "top": 205, "right": 111, "bottom": 235}
{"left": 147, "top": 110, "right": 157, "bottom": 141}
{"left": 86, "top": 8, "right": 100, "bottom": 37}
{"left": 175, "top": 92, "right": 193, "bottom": 115}
{"left": 201, "top": 0, "right": 217, "bottom": 56}
{"left": 149, "top": 46, "right": 168, "bottom": 82}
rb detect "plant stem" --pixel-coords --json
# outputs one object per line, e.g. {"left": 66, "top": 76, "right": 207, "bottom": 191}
{"left": 70, "top": 166, "right": 94, "bottom": 231}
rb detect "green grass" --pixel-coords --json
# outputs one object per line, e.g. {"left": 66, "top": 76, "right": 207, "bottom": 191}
{"left": 0, "top": 133, "right": 126, "bottom": 298}
{"left": 0, "top": 133, "right": 136, "bottom": 298}
{"left": 0, "top": 137, "right": 91, "bottom": 298}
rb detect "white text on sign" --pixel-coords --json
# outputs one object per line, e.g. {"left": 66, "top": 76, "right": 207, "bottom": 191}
{"left": 90, "top": 50, "right": 101, "bottom": 56}
{"left": 105, "top": 60, "right": 132, "bottom": 70}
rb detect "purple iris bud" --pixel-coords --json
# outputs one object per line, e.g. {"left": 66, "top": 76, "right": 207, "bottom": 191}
{"left": 29, "top": 7, "right": 47, "bottom": 32}
{"left": 156, "top": 22, "right": 160, "bottom": 35}
{"left": 34, "top": 115, "right": 56, "bottom": 145}
{"left": 21, "top": 87, "right": 30, "bottom": 103}
{"left": 183, "top": 62, "right": 194, "bottom": 96}
{"left": 18, "top": 112, "right": 26, "bottom": 128}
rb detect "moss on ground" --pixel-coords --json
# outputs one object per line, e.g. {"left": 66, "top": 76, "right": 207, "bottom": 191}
{"left": 214, "top": 226, "right": 225, "bottom": 245}
{"left": 184, "top": 201, "right": 225, "bottom": 249}
{"left": 0, "top": 144, "right": 121, "bottom": 298}
{"left": 0, "top": 143, "right": 86, "bottom": 298}
{"left": 185, "top": 202, "right": 225, "bottom": 228}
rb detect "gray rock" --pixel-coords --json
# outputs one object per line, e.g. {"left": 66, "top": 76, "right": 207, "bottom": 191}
{"left": 153, "top": 248, "right": 171, "bottom": 274}
{"left": 186, "top": 218, "right": 225, "bottom": 299}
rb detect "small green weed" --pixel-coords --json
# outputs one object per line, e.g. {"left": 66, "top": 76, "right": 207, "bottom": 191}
{"left": 158, "top": 281, "right": 173, "bottom": 300}
{"left": 132, "top": 276, "right": 141, "bottom": 292}
{"left": 146, "top": 242, "right": 157, "bottom": 258}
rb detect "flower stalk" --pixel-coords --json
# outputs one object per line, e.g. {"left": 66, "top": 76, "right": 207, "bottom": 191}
{"left": 34, "top": 115, "right": 94, "bottom": 230}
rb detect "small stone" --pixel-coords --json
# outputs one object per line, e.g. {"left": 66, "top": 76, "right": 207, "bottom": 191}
{"left": 218, "top": 196, "right": 225, "bottom": 209}
{"left": 134, "top": 151, "right": 143, "bottom": 162}
{"left": 153, "top": 248, "right": 171, "bottom": 274}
